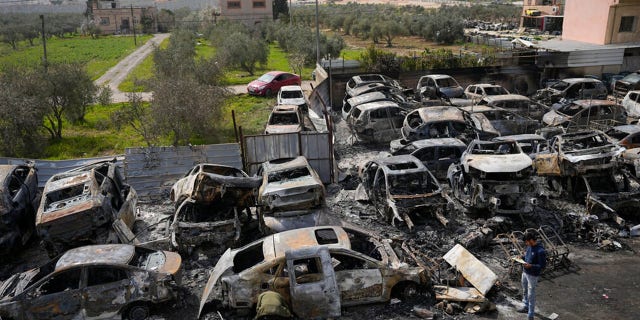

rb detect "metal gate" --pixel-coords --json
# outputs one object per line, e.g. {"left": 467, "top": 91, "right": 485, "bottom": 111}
{"left": 243, "top": 132, "right": 333, "bottom": 183}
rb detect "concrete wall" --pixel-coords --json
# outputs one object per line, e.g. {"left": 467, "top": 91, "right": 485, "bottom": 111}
{"left": 608, "top": 2, "right": 640, "bottom": 44}
{"left": 220, "top": 0, "right": 273, "bottom": 24}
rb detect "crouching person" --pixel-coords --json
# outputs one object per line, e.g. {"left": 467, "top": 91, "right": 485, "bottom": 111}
{"left": 255, "top": 291, "right": 293, "bottom": 320}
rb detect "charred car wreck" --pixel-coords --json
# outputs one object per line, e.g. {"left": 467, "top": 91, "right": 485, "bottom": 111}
{"left": 36, "top": 160, "right": 137, "bottom": 256}
{"left": 169, "top": 164, "right": 261, "bottom": 253}
{"left": 358, "top": 155, "right": 447, "bottom": 229}
{"left": 0, "top": 244, "right": 181, "bottom": 320}
{"left": 198, "top": 226, "right": 428, "bottom": 319}
{"left": 258, "top": 157, "right": 326, "bottom": 234}
{"left": 0, "top": 165, "right": 39, "bottom": 255}
{"left": 448, "top": 140, "right": 538, "bottom": 214}
{"left": 534, "top": 131, "right": 640, "bottom": 220}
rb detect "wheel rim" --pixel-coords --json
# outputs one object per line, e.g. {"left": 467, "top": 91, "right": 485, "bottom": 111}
{"left": 128, "top": 305, "right": 149, "bottom": 320}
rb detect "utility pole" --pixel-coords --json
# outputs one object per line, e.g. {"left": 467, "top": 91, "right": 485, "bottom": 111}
{"left": 40, "top": 14, "right": 48, "bottom": 72}
{"left": 289, "top": 0, "right": 292, "bottom": 26}
{"left": 315, "top": 0, "right": 320, "bottom": 64}
{"left": 130, "top": 5, "right": 137, "bottom": 46}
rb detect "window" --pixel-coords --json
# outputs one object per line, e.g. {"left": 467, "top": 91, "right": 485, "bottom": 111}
{"left": 291, "top": 258, "right": 323, "bottom": 284}
{"left": 87, "top": 267, "right": 128, "bottom": 286}
{"left": 331, "top": 253, "right": 371, "bottom": 271}
{"left": 253, "top": 1, "right": 266, "bottom": 8}
{"left": 227, "top": 1, "right": 241, "bottom": 9}
{"left": 38, "top": 270, "right": 81, "bottom": 295}
{"left": 100, "top": 17, "right": 110, "bottom": 26}
{"left": 620, "top": 16, "right": 636, "bottom": 32}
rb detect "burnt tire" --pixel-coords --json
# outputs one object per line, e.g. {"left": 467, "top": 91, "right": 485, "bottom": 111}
{"left": 265, "top": 89, "right": 272, "bottom": 97}
{"left": 392, "top": 281, "right": 419, "bottom": 300}
{"left": 124, "top": 303, "right": 150, "bottom": 320}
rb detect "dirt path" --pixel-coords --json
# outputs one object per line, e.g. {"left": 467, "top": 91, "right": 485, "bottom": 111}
{"left": 94, "top": 33, "right": 170, "bottom": 103}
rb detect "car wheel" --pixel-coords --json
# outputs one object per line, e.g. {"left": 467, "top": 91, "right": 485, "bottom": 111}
{"left": 392, "top": 282, "right": 419, "bottom": 300}
{"left": 265, "top": 89, "right": 272, "bottom": 97}
{"left": 124, "top": 303, "right": 150, "bottom": 320}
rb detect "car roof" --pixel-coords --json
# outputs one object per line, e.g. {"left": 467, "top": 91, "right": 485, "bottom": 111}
{"left": 494, "top": 134, "right": 546, "bottom": 142}
{"left": 416, "top": 106, "right": 464, "bottom": 121}
{"left": 264, "top": 226, "right": 351, "bottom": 261}
{"left": 280, "top": 85, "right": 302, "bottom": 91}
{"left": 570, "top": 99, "right": 618, "bottom": 107}
{"left": 459, "top": 105, "right": 500, "bottom": 113}
{"left": 480, "top": 94, "right": 530, "bottom": 103}
{"left": 273, "top": 105, "right": 300, "bottom": 112}
{"left": 263, "top": 156, "right": 309, "bottom": 172}
{"left": 423, "top": 74, "right": 453, "bottom": 80}
{"left": 611, "top": 125, "right": 640, "bottom": 134}
{"left": 561, "top": 78, "right": 602, "bottom": 84}
{"left": 410, "top": 138, "right": 466, "bottom": 149}
{"left": 468, "top": 83, "right": 503, "bottom": 88}
{"left": 350, "top": 83, "right": 396, "bottom": 96}
{"left": 267, "top": 71, "right": 288, "bottom": 76}
{"left": 355, "top": 100, "right": 401, "bottom": 111}
{"left": 372, "top": 155, "right": 429, "bottom": 175}
{"left": 55, "top": 244, "right": 135, "bottom": 271}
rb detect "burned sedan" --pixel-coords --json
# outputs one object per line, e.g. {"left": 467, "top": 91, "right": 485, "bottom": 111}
{"left": 400, "top": 106, "right": 499, "bottom": 143}
{"left": 605, "top": 124, "right": 640, "bottom": 149}
{"left": 0, "top": 244, "right": 181, "bottom": 320}
{"left": 346, "top": 101, "right": 406, "bottom": 143}
{"left": 258, "top": 157, "right": 326, "bottom": 234}
{"left": 169, "top": 164, "right": 261, "bottom": 253}
{"left": 358, "top": 155, "right": 446, "bottom": 229}
{"left": 36, "top": 160, "right": 137, "bottom": 256}
{"left": 390, "top": 138, "right": 466, "bottom": 180}
{"left": 0, "top": 165, "right": 39, "bottom": 255}
{"left": 477, "top": 94, "right": 547, "bottom": 120}
{"left": 264, "top": 105, "right": 304, "bottom": 134}
{"left": 493, "top": 134, "right": 548, "bottom": 159}
{"left": 198, "top": 226, "right": 428, "bottom": 318}
{"left": 459, "top": 105, "right": 541, "bottom": 136}
{"left": 448, "top": 140, "right": 538, "bottom": 214}
{"left": 542, "top": 100, "right": 627, "bottom": 128}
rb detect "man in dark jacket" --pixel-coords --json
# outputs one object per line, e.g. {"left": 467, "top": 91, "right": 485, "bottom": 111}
{"left": 518, "top": 232, "right": 546, "bottom": 320}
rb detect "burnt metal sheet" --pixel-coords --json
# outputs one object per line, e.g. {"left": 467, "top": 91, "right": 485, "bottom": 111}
{"left": 124, "top": 144, "right": 242, "bottom": 201}
{"left": 443, "top": 244, "right": 497, "bottom": 296}
{"left": 434, "top": 285, "right": 486, "bottom": 303}
{"left": 244, "top": 132, "right": 332, "bottom": 184}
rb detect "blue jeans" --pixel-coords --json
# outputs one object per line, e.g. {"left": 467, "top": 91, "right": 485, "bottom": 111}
{"left": 521, "top": 272, "right": 539, "bottom": 318}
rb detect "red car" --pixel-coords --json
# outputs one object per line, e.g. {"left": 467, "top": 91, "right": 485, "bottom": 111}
{"left": 247, "top": 71, "right": 301, "bottom": 96}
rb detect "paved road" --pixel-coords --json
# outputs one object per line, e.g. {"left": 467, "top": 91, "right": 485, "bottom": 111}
{"left": 95, "top": 33, "right": 170, "bottom": 103}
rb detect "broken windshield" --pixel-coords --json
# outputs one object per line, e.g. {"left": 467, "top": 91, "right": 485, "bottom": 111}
{"left": 269, "top": 113, "right": 299, "bottom": 125}
{"left": 550, "top": 81, "right": 570, "bottom": 91}
{"left": 557, "top": 103, "right": 586, "bottom": 116}
{"left": 268, "top": 166, "right": 310, "bottom": 183}
{"left": 562, "top": 134, "right": 610, "bottom": 151}
{"left": 388, "top": 172, "right": 437, "bottom": 195}
{"left": 484, "top": 86, "right": 508, "bottom": 95}
{"left": 471, "top": 142, "right": 519, "bottom": 155}
{"left": 436, "top": 77, "right": 458, "bottom": 87}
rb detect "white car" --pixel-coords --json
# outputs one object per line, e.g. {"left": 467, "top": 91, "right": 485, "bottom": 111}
{"left": 621, "top": 90, "right": 640, "bottom": 118}
{"left": 277, "top": 85, "right": 308, "bottom": 111}
{"left": 464, "top": 83, "right": 509, "bottom": 102}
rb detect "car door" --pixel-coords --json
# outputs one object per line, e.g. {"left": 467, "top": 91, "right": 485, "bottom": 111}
{"left": 368, "top": 107, "right": 394, "bottom": 141}
{"left": 286, "top": 247, "right": 341, "bottom": 319}
{"left": 24, "top": 268, "right": 83, "bottom": 320}
{"left": 82, "top": 266, "right": 131, "bottom": 318}
{"left": 436, "top": 146, "right": 463, "bottom": 179}
{"left": 330, "top": 252, "right": 384, "bottom": 305}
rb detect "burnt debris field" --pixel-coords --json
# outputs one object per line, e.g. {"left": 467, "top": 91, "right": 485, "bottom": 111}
{"left": 1, "top": 74, "right": 640, "bottom": 320}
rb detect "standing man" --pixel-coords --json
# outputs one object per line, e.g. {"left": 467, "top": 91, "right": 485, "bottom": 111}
{"left": 518, "top": 232, "right": 546, "bottom": 320}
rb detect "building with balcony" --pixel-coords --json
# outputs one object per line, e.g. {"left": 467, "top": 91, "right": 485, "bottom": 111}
{"left": 520, "top": 0, "right": 564, "bottom": 33}
{"left": 219, "top": 0, "right": 273, "bottom": 24}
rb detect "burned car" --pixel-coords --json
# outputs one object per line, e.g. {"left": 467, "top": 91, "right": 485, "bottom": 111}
{"left": 477, "top": 94, "right": 547, "bottom": 120}
{"left": 533, "top": 78, "right": 608, "bottom": 104}
{"left": 347, "top": 101, "right": 406, "bottom": 143}
{"left": 342, "top": 91, "right": 412, "bottom": 119}
{"left": 277, "top": 85, "right": 308, "bottom": 112}
{"left": 400, "top": 106, "right": 499, "bottom": 143}
{"left": 258, "top": 157, "right": 326, "bottom": 234}
{"left": 198, "top": 226, "right": 428, "bottom": 318}
{"left": 416, "top": 74, "right": 464, "bottom": 100}
{"left": 390, "top": 138, "right": 466, "bottom": 180}
{"left": 619, "top": 147, "right": 640, "bottom": 178}
{"left": 358, "top": 155, "right": 446, "bottom": 229}
{"left": 0, "top": 244, "right": 181, "bottom": 320}
{"left": 345, "top": 74, "right": 402, "bottom": 100}
{"left": 459, "top": 105, "right": 541, "bottom": 136}
{"left": 605, "top": 124, "right": 640, "bottom": 149}
{"left": 169, "top": 164, "right": 261, "bottom": 253}
{"left": 0, "top": 165, "right": 39, "bottom": 255}
{"left": 448, "top": 140, "right": 538, "bottom": 214}
{"left": 571, "top": 172, "right": 640, "bottom": 221}
{"left": 36, "top": 160, "right": 137, "bottom": 256}
{"left": 264, "top": 105, "right": 304, "bottom": 134}
{"left": 542, "top": 100, "right": 627, "bottom": 128}
{"left": 613, "top": 72, "right": 640, "bottom": 98}
{"left": 463, "top": 83, "right": 509, "bottom": 103}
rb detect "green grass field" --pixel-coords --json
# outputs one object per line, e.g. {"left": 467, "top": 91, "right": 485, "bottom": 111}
{"left": 42, "top": 93, "right": 274, "bottom": 159}
{"left": 0, "top": 35, "right": 152, "bottom": 80}
{"left": 118, "top": 36, "right": 170, "bottom": 92}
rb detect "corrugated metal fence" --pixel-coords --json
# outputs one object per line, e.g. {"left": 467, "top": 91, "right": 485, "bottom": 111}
{"left": 124, "top": 144, "right": 242, "bottom": 201}
{"left": 243, "top": 132, "right": 333, "bottom": 183}
{"left": 0, "top": 156, "right": 123, "bottom": 189}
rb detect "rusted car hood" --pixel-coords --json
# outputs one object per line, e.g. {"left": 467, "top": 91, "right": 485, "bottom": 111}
{"left": 563, "top": 145, "right": 624, "bottom": 163}
{"left": 542, "top": 110, "right": 568, "bottom": 126}
{"left": 464, "top": 153, "right": 532, "bottom": 173}
{"left": 198, "top": 248, "right": 234, "bottom": 318}
{"left": 192, "top": 172, "right": 261, "bottom": 203}
{"left": 263, "top": 177, "right": 321, "bottom": 195}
